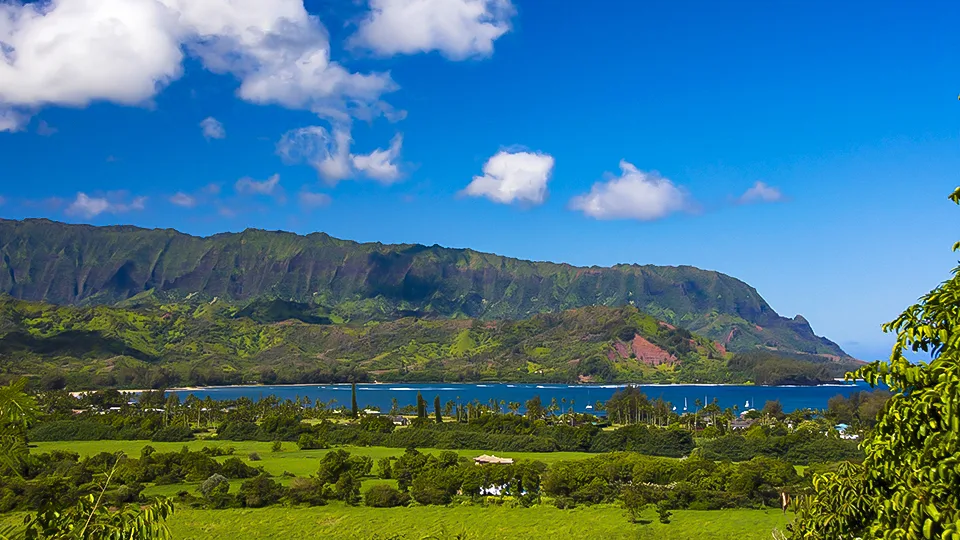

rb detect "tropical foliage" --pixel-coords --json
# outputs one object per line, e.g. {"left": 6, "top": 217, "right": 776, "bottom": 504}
{"left": 0, "top": 380, "right": 174, "bottom": 539}
{"left": 789, "top": 189, "right": 960, "bottom": 539}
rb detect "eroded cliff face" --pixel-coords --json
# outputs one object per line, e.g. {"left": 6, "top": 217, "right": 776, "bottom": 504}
{"left": 0, "top": 218, "right": 849, "bottom": 357}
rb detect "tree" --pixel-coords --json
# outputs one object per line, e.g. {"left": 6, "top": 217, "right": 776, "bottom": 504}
{"left": 416, "top": 392, "right": 427, "bottom": 420}
{"left": 0, "top": 379, "right": 174, "bottom": 539}
{"left": 433, "top": 395, "right": 442, "bottom": 423}
{"left": 761, "top": 400, "right": 784, "bottom": 422}
{"left": 621, "top": 484, "right": 648, "bottom": 523}
{"left": 238, "top": 474, "right": 283, "bottom": 508}
{"left": 525, "top": 395, "right": 545, "bottom": 420}
{"left": 200, "top": 474, "right": 230, "bottom": 497}
{"left": 350, "top": 382, "right": 359, "bottom": 419}
{"left": 789, "top": 188, "right": 960, "bottom": 540}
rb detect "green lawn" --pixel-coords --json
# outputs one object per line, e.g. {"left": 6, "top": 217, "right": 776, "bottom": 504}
{"left": 163, "top": 504, "right": 792, "bottom": 539}
{"left": 10, "top": 441, "right": 796, "bottom": 539}
{"left": 32, "top": 440, "right": 596, "bottom": 474}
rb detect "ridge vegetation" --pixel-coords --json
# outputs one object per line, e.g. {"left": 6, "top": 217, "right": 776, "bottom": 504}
{"left": 0, "top": 218, "right": 848, "bottom": 360}
{"left": 0, "top": 296, "right": 860, "bottom": 389}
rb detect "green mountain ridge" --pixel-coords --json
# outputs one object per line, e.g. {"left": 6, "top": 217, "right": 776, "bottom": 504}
{"left": 0, "top": 218, "right": 848, "bottom": 358}
{"left": 0, "top": 296, "right": 860, "bottom": 388}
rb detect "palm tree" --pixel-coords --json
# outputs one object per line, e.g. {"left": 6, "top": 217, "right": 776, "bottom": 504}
{"left": 694, "top": 398, "right": 703, "bottom": 429}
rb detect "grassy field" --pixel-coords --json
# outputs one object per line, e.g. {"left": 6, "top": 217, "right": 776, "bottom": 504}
{"left": 161, "top": 504, "right": 791, "bottom": 539}
{"left": 1, "top": 505, "right": 793, "bottom": 540}
{"left": 32, "top": 440, "right": 598, "bottom": 498}
{"left": 11, "top": 441, "right": 797, "bottom": 539}
{"left": 33, "top": 440, "right": 596, "bottom": 474}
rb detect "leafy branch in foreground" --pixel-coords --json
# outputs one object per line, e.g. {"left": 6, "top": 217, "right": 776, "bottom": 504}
{"left": 789, "top": 189, "right": 960, "bottom": 539}
{"left": 0, "top": 380, "right": 173, "bottom": 540}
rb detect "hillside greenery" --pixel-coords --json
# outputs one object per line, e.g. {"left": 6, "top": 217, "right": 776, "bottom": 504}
{"left": 0, "top": 296, "right": 860, "bottom": 389}
{"left": 0, "top": 218, "right": 849, "bottom": 358}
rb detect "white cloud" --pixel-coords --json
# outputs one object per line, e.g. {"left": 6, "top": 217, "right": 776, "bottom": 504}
{"left": 278, "top": 126, "right": 352, "bottom": 183}
{"left": 65, "top": 192, "right": 147, "bottom": 218}
{"left": 351, "top": 134, "right": 403, "bottom": 183}
{"left": 0, "top": 0, "right": 395, "bottom": 131}
{"left": 350, "top": 0, "right": 514, "bottom": 59}
{"left": 169, "top": 192, "right": 197, "bottom": 207}
{"left": 0, "top": 108, "right": 25, "bottom": 132}
{"left": 462, "top": 150, "right": 554, "bottom": 205}
{"left": 569, "top": 161, "right": 690, "bottom": 221}
{"left": 235, "top": 173, "right": 281, "bottom": 195}
{"left": 199, "top": 117, "right": 225, "bottom": 139}
{"left": 298, "top": 190, "right": 331, "bottom": 209}
{"left": 278, "top": 126, "right": 403, "bottom": 185}
{"left": 738, "top": 181, "right": 783, "bottom": 204}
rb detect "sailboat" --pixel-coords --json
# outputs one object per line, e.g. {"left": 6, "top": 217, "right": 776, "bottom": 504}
{"left": 683, "top": 398, "right": 688, "bottom": 412}
{"left": 744, "top": 399, "right": 750, "bottom": 408}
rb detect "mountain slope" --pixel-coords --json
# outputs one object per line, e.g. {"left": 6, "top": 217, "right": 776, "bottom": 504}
{"left": 0, "top": 218, "right": 848, "bottom": 357}
{"left": 0, "top": 296, "right": 859, "bottom": 388}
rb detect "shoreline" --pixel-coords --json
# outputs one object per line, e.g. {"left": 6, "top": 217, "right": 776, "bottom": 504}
{"left": 66, "top": 380, "right": 863, "bottom": 396}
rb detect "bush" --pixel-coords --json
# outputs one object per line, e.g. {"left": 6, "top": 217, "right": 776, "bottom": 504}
{"left": 151, "top": 425, "right": 194, "bottom": 442}
{"left": 271, "top": 440, "right": 283, "bottom": 453}
{"left": 237, "top": 474, "right": 283, "bottom": 508}
{"left": 199, "top": 474, "right": 230, "bottom": 497}
{"left": 248, "top": 452, "right": 261, "bottom": 462}
{"left": 364, "top": 484, "right": 409, "bottom": 508}
{"left": 28, "top": 420, "right": 117, "bottom": 441}
{"left": 286, "top": 477, "right": 327, "bottom": 506}
{"left": 221, "top": 457, "right": 260, "bottom": 479}
{"left": 297, "top": 433, "right": 328, "bottom": 450}
{"left": 657, "top": 501, "right": 673, "bottom": 523}
{"left": 377, "top": 457, "right": 393, "bottom": 479}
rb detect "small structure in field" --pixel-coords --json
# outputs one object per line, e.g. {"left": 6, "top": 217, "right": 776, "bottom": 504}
{"left": 474, "top": 454, "right": 514, "bottom": 465}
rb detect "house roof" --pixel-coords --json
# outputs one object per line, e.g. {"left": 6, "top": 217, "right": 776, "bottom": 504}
{"left": 473, "top": 454, "right": 514, "bottom": 465}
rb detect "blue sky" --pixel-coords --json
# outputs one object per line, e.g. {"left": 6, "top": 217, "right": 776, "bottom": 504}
{"left": 1, "top": 0, "right": 958, "bottom": 360}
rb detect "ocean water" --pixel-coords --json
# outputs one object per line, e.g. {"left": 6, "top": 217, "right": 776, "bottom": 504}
{"left": 168, "top": 381, "right": 879, "bottom": 413}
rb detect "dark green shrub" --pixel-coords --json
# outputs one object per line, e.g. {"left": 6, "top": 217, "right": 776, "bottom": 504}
{"left": 151, "top": 425, "right": 194, "bottom": 442}
{"left": 237, "top": 474, "right": 283, "bottom": 508}
{"left": 364, "top": 484, "right": 409, "bottom": 508}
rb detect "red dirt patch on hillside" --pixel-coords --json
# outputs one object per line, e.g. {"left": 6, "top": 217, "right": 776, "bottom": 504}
{"left": 724, "top": 327, "right": 738, "bottom": 344}
{"left": 631, "top": 335, "right": 677, "bottom": 366}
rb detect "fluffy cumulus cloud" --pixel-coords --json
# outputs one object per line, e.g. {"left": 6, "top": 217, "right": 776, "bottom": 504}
{"left": 738, "top": 181, "right": 783, "bottom": 204}
{"left": 65, "top": 192, "right": 147, "bottom": 218}
{"left": 351, "top": 134, "right": 403, "bottom": 183}
{"left": 0, "top": 0, "right": 395, "bottom": 131}
{"left": 199, "top": 117, "right": 225, "bottom": 139}
{"left": 462, "top": 150, "right": 554, "bottom": 205}
{"left": 277, "top": 126, "right": 403, "bottom": 184}
{"left": 569, "top": 161, "right": 690, "bottom": 221}
{"left": 169, "top": 192, "right": 197, "bottom": 207}
{"left": 350, "top": 0, "right": 514, "bottom": 59}
{"left": 235, "top": 173, "right": 281, "bottom": 195}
